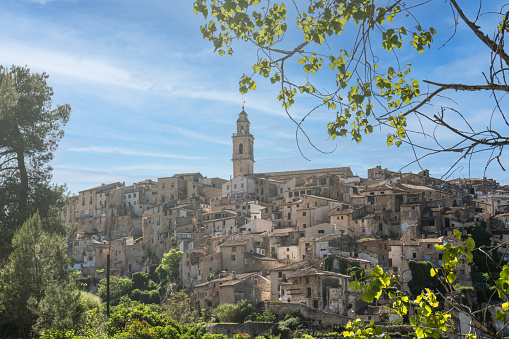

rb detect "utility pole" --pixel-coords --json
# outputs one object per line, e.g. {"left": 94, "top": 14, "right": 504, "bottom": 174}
{"left": 106, "top": 209, "right": 113, "bottom": 317}
{"left": 106, "top": 253, "right": 110, "bottom": 317}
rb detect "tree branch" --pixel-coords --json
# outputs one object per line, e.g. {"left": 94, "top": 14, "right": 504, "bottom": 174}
{"left": 449, "top": 0, "right": 509, "bottom": 67}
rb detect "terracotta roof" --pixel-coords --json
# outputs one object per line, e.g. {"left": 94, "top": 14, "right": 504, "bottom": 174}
{"left": 271, "top": 260, "right": 313, "bottom": 272}
{"left": 219, "top": 240, "right": 249, "bottom": 247}
{"left": 316, "top": 233, "right": 343, "bottom": 242}
{"left": 287, "top": 267, "right": 349, "bottom": 279}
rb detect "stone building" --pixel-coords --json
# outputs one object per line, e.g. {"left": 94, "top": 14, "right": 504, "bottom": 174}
{"left": 193, "top": 272, "right": 270, "bottom": 309}
{"left": 232, "top": 109, "right": 254, "bottom": 178}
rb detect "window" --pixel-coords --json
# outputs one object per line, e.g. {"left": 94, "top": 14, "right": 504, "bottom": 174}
{"left": 318, "top": 230, "right": 324, "bottom": 234}
{"left": 305, "top": 277, "right": 310, "bottom": 284}
{"left": 232, "top": 246, "right": 236, "bottom": 252}
{"left": 413, "top": 253, "right": 417, "bottom": 259}
{"left": 227, "top": 185, "right": 230, "bottom": 190}
{"left": 289, "top": 192, "right": 293, "bottom": 197}
{"left": 279, "top": 272, "right": 282, "bottom": 278}
{"left": 241, "top": 183, "right": 244, "bottom": 188}
{"left": 307, "top": 287, "right": 312, "bottom": 298}
{"left": 428, "top": 244, "right": 432, "bottom": 249}
{"left": 231, "top": 255, "right": 236, "bottom": 261}
{"left": 239, "top": 143, "right": 243, "bottom": 154}
{"left": 303, "top": 212, "right": 307, "bottom": 216}
{"left": 425, "top": 255, "right": 431, "bottom": 262}
{"left": 234, "top": 184, "right": 237, "bottom": 189}
{"left": 460, "top": 270, "right": 465, "bottom": 274}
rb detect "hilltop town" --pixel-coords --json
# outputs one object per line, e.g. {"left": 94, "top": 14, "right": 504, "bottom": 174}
{"left": 62, "top": 109, "right": 509, "bottom": 326}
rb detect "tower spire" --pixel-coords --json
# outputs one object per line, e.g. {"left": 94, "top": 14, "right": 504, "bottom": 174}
{"left": 232, "top": 107, "right": 254, "bottom": 178}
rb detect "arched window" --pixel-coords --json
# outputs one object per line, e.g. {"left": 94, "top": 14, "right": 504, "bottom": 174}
{"left": 239, "top": 143, "right": 243, "bottom": 154}
{"left": 241, "top": 126, "right": 244, "bottom": 134}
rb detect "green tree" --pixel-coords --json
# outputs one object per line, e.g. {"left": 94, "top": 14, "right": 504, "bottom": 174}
{"left": 194, "top": 0, "right": 509, "bottom": 170}
{"left": 156, "top": 249, "right": 183, "bottom": 285}
{"left": 98, "top": 276, "right": 133, "bottom": 305}
{"left": 162, "top": 290, "right": 199, "bottom": 324}
{"left": 408, "top": 260, "right": 441, "bottom": 297}
{"left": 132, "top": 272, "right": 150, "bottom": 290}
{"left": 0, "top": 65, "right": 71, "bottom": 259}
{"left": 0, "top": 212, "right": 81, "bottom": 338}
{"left": 322, "top": 255, "right": 333, "bottom": 271}
{"left": 212, "top": 299, "right": 256, "bottom": 323}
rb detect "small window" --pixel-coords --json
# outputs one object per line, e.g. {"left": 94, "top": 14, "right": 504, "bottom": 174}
{"left": 234, "top": 184, "right": 237, "bottom": 189}
{"left": 413, "top": 253, "right": 417, "bottom": 259}
{"left": 241, "top": 183, "right": 244, "bottom": 188}
{"left": 232, "top": 246, "right": 236, "bottom": 252}
{"left": 425, "top": 255, "right": 431, "bottom": 262}
{"left": 303, "top": 212, "right": 307, "bottom": 216}
{"left": 231, "top": 255, "right": 236, "bottom": 261}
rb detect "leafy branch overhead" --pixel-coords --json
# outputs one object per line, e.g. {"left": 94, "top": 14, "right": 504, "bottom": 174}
{"left": 194, "top": 0, "right": 509, "bottom": 172}
{"left": 344, "top": 230, "right": 509, "bottom": 339}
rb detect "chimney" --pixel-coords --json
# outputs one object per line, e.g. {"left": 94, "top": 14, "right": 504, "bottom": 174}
{"left": 232, "top": 271, "right": 236, "bottom": 279}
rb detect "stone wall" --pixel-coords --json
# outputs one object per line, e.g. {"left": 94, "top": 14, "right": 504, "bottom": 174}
{"left": 206, "top": 322, "right": 276, "bottom": 338}
{"left": 264, "top": 302, "right": 350, "bottom": 326}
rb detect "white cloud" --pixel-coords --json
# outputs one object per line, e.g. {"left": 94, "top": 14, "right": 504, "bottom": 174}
{"left": 167, "top": 125, "right": 230, "bottom": 145}
{"left": 67, "top": 146, "right": 209, "bottom": 160}
{"left": 0, "top": 42, "right": 150, "bottom": 90}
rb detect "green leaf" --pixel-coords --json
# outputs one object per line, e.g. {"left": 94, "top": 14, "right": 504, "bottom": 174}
{"left": 496, "top": 310, "right": 507, "bottom": 322}
{"left": 349, "top": 280, "right": 361, "bottom": 292}
{"left": 465, "top": 251, "right": 473, "bottom": 263}
{"left": 453, "top": 229, "right": 462, "bottom": 241}
{"left": 447, "top": 272, "right": 456, "bottom": 284}
{"left": 360, "top": 289, "right": 376, "bottom": 302}
{"left": 371, "top": 265, "right": 384, "bottom": 277}
{"left": 430, "top": 268, "right": 437, "bottom": 277}
{"left": 435, "top": 244, "right": 445, "bottom": 251}
{"left": 465, "top": 237, "right": 475, "bottom": 251}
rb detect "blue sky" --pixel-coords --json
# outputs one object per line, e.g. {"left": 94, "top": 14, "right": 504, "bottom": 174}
{"left": 1, "top": 0, "right": 507, "bottom": 194}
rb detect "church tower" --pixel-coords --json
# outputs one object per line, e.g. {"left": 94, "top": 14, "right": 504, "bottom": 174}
{"left": 232, "top": 108, "right": 254, "bottom": 178}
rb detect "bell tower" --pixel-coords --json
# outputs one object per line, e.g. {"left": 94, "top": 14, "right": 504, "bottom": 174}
{"left": 232, "top": 108, "right": 254, "bottom": 178}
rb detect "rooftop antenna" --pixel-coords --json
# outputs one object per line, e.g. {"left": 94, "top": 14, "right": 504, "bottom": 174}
{"left": 242, "top": 97, "right": 245, "bottom": 111}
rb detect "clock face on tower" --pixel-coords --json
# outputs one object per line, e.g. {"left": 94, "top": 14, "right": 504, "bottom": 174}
{"left": 232, "top": 109, "right": 255, "bottom": 178}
